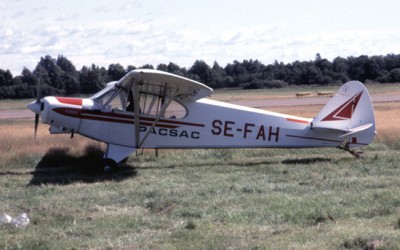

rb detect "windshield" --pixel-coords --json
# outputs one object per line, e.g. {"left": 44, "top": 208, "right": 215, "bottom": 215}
{"left": 92, "top": 88, "right": 125, "bottom": 112}
{"left": 89, "top": 81, "right": 118, "bottom": 100}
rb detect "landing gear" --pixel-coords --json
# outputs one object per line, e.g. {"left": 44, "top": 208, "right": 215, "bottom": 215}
{"left": 102, "top": 144, "right": 136, "bottom": 172}
{"left": 338, "top": 140, "right": 364, "bottom": 159}
{"left": 102, "top": 158, "right": 118, "bottom": 172}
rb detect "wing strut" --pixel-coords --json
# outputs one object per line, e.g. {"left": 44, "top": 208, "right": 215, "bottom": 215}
{"left": 138, "top": 98, "right": 172, "bottom": 147}
{"left": 134, "top": 83, "right": 141, "bottom": 148}
{"left": 133, "top": 82, "right": 173, "bottom": 148}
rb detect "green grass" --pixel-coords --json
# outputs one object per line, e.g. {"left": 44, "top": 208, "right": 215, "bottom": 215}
{"left": 1, "top": 143, "right": 400, "bottom": 249}
{"left": 1, "top": 86, "right": 399, "bottom": 249}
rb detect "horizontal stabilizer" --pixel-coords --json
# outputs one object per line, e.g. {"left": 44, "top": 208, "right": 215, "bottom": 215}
{"left": 339, "top": 123, "right": 373, "bottom": 138}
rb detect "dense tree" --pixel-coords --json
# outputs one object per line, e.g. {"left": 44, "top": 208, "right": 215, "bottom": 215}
{"left": 224, "top": 60, "right": 248, "bottom": 88}
{"left": 210, "top": 61, "right": 226, "bottom": 88}
{"left": 79, "top": 64, "right": 107, "bottom": 94}
{"left": 0, "top": 69, "right": 14, "bottom": 87}
{"left": 389, "top": 68, "right": 400, "bottom": 82}
{"left": 0, "top": 69, "right": 15, "bottom": 99}
{"left": 156, "top": 63, "right": 168, "bottom": 72}
{"left": 20, "top": 68, "right": 35, "bottom": 86}
{"left": 57, "top": 55, "right": 79, "bottom": 95}
{"left": 384, "top": 54, "right": 400, "bottom": 71}
{"left": 188, "top": 60, "right": 214, "bottom": 85}
{"left": 37, "top": 55, "right": 65, "bottom": 94}
{"left": 1, "top": 53, "right": 400, "bottom": 99}
{"left": 139, "top": 64, "right": 154, "bottom": 69}
{"left": 126, "top": 65, "right": 137, "bottom": 72}
{"left": 332, "top": 57, "right": 350, "bottom": 83}
{"left": 11, "top": 68, "right": 36, "bottom": 98}
{"left": 107, "top": 63, "right": 126, "bottom": 81}
{"left": 168, "top": 62, "right": 186, "bottom": 76}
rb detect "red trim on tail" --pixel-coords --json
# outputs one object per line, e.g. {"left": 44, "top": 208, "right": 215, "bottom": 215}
{"left": 321, "top": 91, "right": 363, "bottom": 121}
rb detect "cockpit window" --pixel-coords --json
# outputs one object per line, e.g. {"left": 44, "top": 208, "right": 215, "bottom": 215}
{"left": 91, "top": 83, "right": 187, "bottom": 119}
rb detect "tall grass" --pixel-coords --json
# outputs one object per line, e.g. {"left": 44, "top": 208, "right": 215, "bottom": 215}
{"left": 0, "top": 120, "right": 101, "bottom": 167}
{"left": 373, "top": 102, "right": 400, "bottom": 147}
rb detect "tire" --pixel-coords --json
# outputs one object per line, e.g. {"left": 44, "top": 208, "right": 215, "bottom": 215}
{"left": 102, "top": 158, "right": 118, "bottom": 172}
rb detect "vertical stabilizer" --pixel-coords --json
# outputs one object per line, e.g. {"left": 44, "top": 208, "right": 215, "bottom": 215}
{"left": 312, "top": 81, "right": 376, "bottom": 147}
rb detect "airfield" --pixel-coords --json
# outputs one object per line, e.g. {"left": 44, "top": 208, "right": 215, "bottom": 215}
{"left": 1, "top": 84, "right": 400, "bottom": 249}
{"left": 1, "top": 91, "right": 400, "bottom": 120}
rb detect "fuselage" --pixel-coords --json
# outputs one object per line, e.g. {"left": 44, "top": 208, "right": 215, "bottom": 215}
{"left": 39, "top": 96, "right": 350, "bottom": 150}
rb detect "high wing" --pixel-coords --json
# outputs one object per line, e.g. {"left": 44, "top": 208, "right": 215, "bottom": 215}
{"left": 116, "top": 69, "right": 214, "bottom": 102}
{"left": 114, "top": 69, "right": 213, "bottom": 149}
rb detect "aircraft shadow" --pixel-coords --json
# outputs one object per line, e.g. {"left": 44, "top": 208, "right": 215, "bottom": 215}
{"left": 29, "top": 145, "right": 137, "bottom": 186}
{"left": 281, "top": 157, "right": 331, "bottom": 165}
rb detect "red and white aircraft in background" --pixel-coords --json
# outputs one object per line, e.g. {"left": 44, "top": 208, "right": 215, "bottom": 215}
{"left": 28, "top": 69, "right": 376, "bottom": 170}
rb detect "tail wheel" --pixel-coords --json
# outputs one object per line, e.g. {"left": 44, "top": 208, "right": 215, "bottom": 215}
{"left": 102, "top": 158, "right": 118, "bottom": 172}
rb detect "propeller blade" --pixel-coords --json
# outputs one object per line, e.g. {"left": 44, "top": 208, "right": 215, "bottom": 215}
{"left": 36, "top": 76, "right": 42, "bottom": 103}
{"left": 28, "top": 74, "right": 42, "bottom": 140}
{"left": 34, "top": 113, "right": 39, "bottom": 140}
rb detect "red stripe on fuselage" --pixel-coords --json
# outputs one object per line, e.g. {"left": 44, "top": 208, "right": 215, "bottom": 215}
{"left": 56, "top": 97, "right": 83, "bottom": 106}
{"left": 53, "top": 108, "right": 205, "bottom": 128}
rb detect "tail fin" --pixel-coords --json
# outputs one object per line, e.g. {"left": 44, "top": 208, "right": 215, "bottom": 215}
{"left": 311, "top": 81, "right": 376, "bottom": 147}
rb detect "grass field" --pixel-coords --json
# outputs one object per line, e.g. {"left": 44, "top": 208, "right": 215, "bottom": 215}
{"left": 1, "top": 86, "right": 400, "bottom": 249}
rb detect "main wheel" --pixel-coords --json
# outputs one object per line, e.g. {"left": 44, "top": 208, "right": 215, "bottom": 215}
{"left": 102, "top": 158, "right": 118, "bottom": 172}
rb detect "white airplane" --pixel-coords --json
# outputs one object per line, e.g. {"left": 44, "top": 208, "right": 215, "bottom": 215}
{"left": 28, "top": 69, "right": 376, "bottom": 170}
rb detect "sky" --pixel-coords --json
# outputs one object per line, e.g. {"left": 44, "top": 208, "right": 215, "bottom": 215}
{"left": 1, "top": 0, "right": 400, "bottom": 75}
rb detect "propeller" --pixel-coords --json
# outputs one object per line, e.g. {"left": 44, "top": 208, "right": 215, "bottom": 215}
{"left": 34, "top": 113, "right": 40, "bottom": 139}
{"left": 27, "top": 77, "right": 42, "bottom": 139}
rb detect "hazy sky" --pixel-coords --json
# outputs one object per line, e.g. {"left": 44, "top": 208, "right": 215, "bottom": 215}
{"left": 1, "top": 0, "right": 399, "bottom": 75}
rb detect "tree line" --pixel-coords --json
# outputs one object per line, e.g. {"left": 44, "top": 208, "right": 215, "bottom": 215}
{"left": 1, "top": 53, "right": 400, "bottom": 99}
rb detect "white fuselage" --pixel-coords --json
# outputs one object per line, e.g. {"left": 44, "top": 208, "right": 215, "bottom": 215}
{"left": 44, "top": 97, "right": 350, "bottom": 150}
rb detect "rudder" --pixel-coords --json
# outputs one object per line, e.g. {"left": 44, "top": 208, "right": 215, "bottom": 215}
{"left": 311, "top": 81, "right": 376, "bottom": 147}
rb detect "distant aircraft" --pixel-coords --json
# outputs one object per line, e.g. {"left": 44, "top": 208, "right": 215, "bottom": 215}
{"left": 28, "top": 69, "right": 376, "bottom": 171}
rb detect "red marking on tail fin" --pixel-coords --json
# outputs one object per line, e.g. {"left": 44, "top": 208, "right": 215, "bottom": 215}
{"left": 321, "top": 91, "right": 363, "bottom": 121}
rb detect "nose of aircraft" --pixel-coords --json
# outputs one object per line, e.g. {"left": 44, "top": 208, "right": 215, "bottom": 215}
{"left": 27, "top": 101, "right": 41, "bottom": 114}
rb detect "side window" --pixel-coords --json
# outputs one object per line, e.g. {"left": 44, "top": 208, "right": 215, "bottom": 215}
{"left": 138, "top": 92, "right": 187, "bottom": 119}
{"left": 164, "top": 100, "right": 187, "bottom": 119}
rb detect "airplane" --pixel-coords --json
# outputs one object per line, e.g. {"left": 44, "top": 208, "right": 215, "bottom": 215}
{"left": 28, "top": 69, "right": 376, "bottom": 171}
